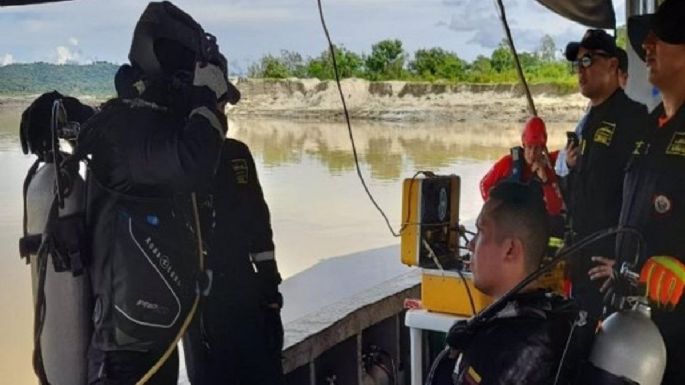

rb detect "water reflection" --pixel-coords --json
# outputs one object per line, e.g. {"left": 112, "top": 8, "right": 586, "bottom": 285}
{"left": 229, "top": 118, "right": 571, "bottom": 182}
{"left": 0, "top": 105, "right": 574, "bottom": 385}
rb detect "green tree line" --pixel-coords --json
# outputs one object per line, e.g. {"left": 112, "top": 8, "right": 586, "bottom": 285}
{"left": 248, "top": 35, "right": 576, "bottom": 87}
{"left": 0, "top": 62, "right": 118, "bottom": 96}
{"left": 0, "top": 33, "right": 588, "bottom": 97}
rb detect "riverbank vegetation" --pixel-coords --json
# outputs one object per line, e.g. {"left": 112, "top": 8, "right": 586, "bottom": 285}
{"left": 0, "top": 33, "right": 589, "bottom": 97}
{"left": 248, "top": 35, "right": 577, "bottom": 92}
{"left": 0, "top": 61, "right": 117, "bottom": 96}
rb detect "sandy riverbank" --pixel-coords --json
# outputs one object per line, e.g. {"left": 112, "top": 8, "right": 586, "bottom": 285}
{"left": 229, "top": 78, "right": 587, "bottom": 123}
{"left": 1, "top": 78, "right": 588, "bottom": 123}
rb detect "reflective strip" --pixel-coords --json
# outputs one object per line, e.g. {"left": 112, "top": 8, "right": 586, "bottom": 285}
{"left": 190, "top": 106, "right": 224, "bottom": 138}
{"left": 652, "top": 256, "right": 685, "bottom": 282}
{"left": 548, "top": 237, "right": 564, "bottom": 248}
{"left": 250, "top": 251, "right": 275, "bottom": 262}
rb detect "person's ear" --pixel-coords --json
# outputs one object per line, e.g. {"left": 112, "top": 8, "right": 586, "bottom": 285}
{"left": 504, "top": 237, "right": 525, "bottom": 264}
{"left": 609, "top": 57, "right": 619, "bottom": 72}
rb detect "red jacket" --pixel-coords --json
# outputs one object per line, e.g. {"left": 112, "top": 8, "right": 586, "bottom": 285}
{"left": 480, "top": 150, "right": 564, "bottom": 216}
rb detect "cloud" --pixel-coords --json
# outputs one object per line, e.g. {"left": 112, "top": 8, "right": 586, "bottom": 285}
{"left": 1, "top": 54, "right": 13, "bottom": 66}
{"left": 439, "top": 0, "right": 586, "bottom": 53}
{"left": 55, "top": 45, "right": 86, "bottom": 64}
{"left": 69, "top": 37, "right": 79, "bottom": 46}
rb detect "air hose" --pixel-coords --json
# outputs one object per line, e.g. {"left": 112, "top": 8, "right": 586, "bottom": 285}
{"left": 470, "top": 226, "right": 644, "bottom": 327}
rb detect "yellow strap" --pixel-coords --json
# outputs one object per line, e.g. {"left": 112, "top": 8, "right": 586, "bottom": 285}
{"left": 135, "top": 295, "right": 199, "bottom": 384}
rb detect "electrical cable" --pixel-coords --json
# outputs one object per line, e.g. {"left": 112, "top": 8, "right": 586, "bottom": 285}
{"left": 317, "top": 0, "right": 417, "bottom": 238}
{"left": 456, "top": 267, "right": 477, "bottom": 316}
{"left": 425, "top": 347, "right": 450, "bottom": 385}
{"left": 493, "top": 0, "right": 537, "bottom": 117}
{"left": 553, "top": 311, "right": 586, "bottom": 385}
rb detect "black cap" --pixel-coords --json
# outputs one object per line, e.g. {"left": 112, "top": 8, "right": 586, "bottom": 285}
{"left": 628, "top": 0, "right": 685, "bottom": 62}
{"left": 565, "top": 29, "right": 618, "bottom": 61}
{"left": 616, "top": 47, "right": 628, "bottom": 72}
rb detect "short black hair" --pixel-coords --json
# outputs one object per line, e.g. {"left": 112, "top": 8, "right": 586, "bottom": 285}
{"left": 486, "top": 181, "right": 550, "bottom": 272}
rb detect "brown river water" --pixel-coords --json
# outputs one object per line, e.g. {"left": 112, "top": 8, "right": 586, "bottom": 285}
{"left": 0, "top": 103, "right": 573, "bottom": 384}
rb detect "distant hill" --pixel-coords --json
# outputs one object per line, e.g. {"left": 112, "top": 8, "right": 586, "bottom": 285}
{"left": 0, "top": 62, "right": 118, "bottom": 97}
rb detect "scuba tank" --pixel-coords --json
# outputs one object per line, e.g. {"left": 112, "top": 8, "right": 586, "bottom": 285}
{"left": 19, "top": 92, "right": 95, "bottom": 385}
{"left": 589, "top": 301, "right": 666, "bottom": 385}
{"left": 583, "top": 263, "right": 666, "bottom": 385}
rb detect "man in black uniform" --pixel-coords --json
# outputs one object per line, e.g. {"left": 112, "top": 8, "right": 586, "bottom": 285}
{"left": 562, "top": 29, "right": 648, "bottom": 319}
{"left": 183, "top": 137, "right": 284, "bottom": 385}
{"left": 431, "top": 182, "right": 582, "bottom": 385}
{"left": 599, "top": 2, "right": 685, "bottom": 384}
{"left": 77, "top": 2, "right": 240, "bottom": 384}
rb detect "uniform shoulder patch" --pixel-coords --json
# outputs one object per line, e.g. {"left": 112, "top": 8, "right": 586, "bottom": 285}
{"left": 665, "top": 132, "right": 685, "bottom": 156}
{"left": 593, "top": 121, "right": 616, "bottom": 146}
{"left": 231, "top": 159, "right": 249, "bottom": 184}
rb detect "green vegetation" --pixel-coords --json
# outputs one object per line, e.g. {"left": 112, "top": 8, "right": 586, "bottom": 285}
{"left": 0, "top": 62, "right": 118, "bottom": 97}
{"left": 249, "top": 35, "right": 577, "bottom": 89}
{"left": 1, "top": 32, "right": 591, "bottom": 97}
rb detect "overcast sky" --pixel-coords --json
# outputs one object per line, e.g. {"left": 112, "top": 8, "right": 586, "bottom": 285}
{"left": 0, "top": 0, "right": 625, "bottom": 74}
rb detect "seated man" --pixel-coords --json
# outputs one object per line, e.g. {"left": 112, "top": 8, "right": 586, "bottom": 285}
{"left": 432, "top": 182, "right": 583, "bottom": 385}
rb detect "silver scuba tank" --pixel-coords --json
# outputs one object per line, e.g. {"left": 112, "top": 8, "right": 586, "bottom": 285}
{"left": 589, "top": 300, "right": 666, "bottom": 385}
{"left": 26, "top": 163, "right": 91, "bottom": 385}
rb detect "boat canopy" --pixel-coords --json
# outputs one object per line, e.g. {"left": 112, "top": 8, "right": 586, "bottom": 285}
{"left": 536, "top": 0, "right": 616, "bottom": 29}
{"left": 0, "top": 0, "right": 71, "bottom": 6}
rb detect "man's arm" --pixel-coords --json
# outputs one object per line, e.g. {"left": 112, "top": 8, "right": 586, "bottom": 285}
{"left": 233, "top": 141, "right": 282, "bottom": 307}
{"left": 126, "top": 103, "right": 226, "bottom": 192}
{"left": 129, "top": 62, "right": 231, "bottom": 192}
{"left": 480, "top": 156, "right": 512, "bottom": 201}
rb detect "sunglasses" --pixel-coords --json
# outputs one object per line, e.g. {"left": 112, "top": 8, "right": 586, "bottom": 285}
{"left": 571, "top": 51, "right": 612, "bottom": 72}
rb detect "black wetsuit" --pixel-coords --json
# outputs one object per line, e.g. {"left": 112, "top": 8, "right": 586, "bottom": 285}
{"left": 82, "top": 84, "right": 226, "bottom": 385}
{"left": 183, "top": 138, "right": 284, "bottom": 385}
{"left": 434, "top": 290, "right": 583, "bottom": 385}
{"left": 562, "top": 88, "right": 647, "bottom": 318}
{"left": 618, "top": 102, "right": 685, "bottom": 385}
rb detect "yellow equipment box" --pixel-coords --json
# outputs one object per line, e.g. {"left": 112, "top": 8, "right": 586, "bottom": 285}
{"left": 421, "top": 269, "right": 492, "bottom": 316}
{"left": 401, "top": 175, "right": 460, "bottom": 268}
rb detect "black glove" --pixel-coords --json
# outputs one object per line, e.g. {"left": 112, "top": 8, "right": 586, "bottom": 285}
{"left": 263, "top": 303, "right": 284, "bottom": 358}
{"left": 445, "top": 319, "right": 477, "bottom": 352}
{"left": 114, "top": 64, "right": 144, "bottom": 99}
{"left": 255, "top": 259, "right": 283, "bottom": 308}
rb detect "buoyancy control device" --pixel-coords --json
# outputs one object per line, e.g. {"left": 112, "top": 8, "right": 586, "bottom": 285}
{"left": 69, "top": 98, "right": 208, "bottom": 384}
{"left": 19, "top": 91, "right": 94, "bottom": 385}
